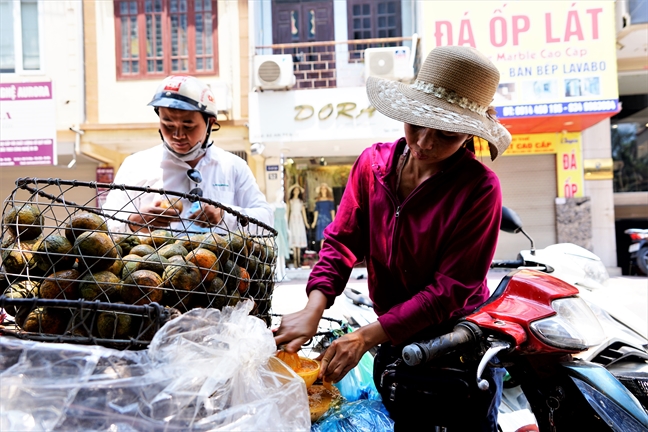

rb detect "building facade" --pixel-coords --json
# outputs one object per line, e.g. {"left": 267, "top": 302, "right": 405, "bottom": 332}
{"left": 247, "top": 0, "right": 625, "bottom": 268}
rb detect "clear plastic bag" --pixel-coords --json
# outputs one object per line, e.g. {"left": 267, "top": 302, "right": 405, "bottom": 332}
{"left": 0, "top": 300, "right": 310, "bottom": 431}
{"left": 311, "top": 400, "right": 394, "bottom": 432}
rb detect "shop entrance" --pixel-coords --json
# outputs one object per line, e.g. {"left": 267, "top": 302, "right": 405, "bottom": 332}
{"left": 284, "top": 155, "right": 356, "bottom": 268}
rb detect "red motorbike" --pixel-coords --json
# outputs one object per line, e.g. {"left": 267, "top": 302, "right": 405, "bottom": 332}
{"left": 402, "top": 269, "right": 648, "bottom": 431}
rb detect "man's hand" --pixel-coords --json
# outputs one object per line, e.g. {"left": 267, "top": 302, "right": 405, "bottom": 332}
{"left": 188, "top": 203, "right": 224, "bottom": 227}
{"left": 128, "top": 201, "right": 181, "bottom": 233}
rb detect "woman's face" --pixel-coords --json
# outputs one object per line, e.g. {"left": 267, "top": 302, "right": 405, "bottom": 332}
{"left": 319, "top": 185, "right": 329, "bottom": 198}
{"left": 159, "top": 107, "right": 211, "bottom": 154}
{"left": 404, "top": 123, "right": 471, "bottom": 164}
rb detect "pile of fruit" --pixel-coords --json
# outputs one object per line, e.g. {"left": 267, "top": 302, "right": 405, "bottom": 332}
{"left": 0, "top": 203, "right": 276, "bottom": 343}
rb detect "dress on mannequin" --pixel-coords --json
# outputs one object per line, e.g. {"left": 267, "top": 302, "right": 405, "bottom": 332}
{"left": 311, "top": 183, "right": 336, "bottom": 249}
{"left": 271, "top": 190, "right": 290, "bottom": 280}
{"left": 287, "top": 185, "right": 308, "bottom": 267}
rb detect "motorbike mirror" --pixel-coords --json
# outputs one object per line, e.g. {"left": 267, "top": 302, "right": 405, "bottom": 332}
{"left": 501, "top": 207, "right": 523, "bottom": 234}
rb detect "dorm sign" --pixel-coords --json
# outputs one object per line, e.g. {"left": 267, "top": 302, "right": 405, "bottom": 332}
{"left": 421, "top": 1, "right": 618, "bottom": 119}
{"left": 0, "top": 82, "right": 57, "bottom": 166}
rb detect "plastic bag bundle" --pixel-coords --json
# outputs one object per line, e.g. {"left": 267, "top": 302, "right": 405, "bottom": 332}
{"left": 0, "top": 301, "right": 310, "bottom": 431}
{"left": 311, "top": 400, "right": 394, "bottom": 432}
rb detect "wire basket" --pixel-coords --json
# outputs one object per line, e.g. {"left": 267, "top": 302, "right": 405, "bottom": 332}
{"left": 0, "top": 178, "right": 278, "bottom": 348}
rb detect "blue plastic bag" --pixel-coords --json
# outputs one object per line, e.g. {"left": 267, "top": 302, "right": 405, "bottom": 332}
{"left": 311, "top": 400, "right": 394, "bottom": 432}
{"left": 334, "top": 351, "right": 381, "bottom": 401}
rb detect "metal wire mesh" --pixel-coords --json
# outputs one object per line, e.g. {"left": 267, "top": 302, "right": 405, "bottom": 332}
{"left": 0, "top": 178, "right": 278, "bottom": 348}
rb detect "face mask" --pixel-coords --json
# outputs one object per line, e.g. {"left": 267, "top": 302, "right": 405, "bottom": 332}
{"left": 163, "top": 140, "right": 209, "bottom": 162}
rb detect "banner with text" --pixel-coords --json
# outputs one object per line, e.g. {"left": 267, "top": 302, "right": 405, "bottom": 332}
{"left": 476, "top": 131, "right": 584, "bottom": 197}
{"left": 421, "top": 1, "right": 618, "bottom": 121}
{"left": 0, "top": 82, "right": 57, "bottom": 166}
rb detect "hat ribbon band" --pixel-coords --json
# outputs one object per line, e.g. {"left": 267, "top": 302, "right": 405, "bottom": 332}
{"left": 410, "top": 80, "right": 488, "bottom": 116}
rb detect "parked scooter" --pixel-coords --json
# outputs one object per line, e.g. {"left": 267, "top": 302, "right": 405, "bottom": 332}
{"left": 401, "top": 268, "right": 648, "bottom": 431}
{"left": 624, "top": 228, "right": 648, "bottom": 275}
{"left": 341, "top": 207, "right": 648, "bottom": 430}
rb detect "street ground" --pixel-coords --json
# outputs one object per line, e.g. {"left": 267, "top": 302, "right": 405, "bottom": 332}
{"left": 272, "top": 267, "right": 648, "bottom": 337}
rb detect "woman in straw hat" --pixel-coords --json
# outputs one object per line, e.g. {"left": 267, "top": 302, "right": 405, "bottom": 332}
{"left": 275, "top": 46, "right": 511, "bottom": 430}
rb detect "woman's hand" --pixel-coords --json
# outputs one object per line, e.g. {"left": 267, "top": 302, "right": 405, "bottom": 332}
{"left": 128, "top": 201, "right": 181, "bottom": 232}
{"left": 274, "top": 290, "right": 327, "bottom": 353}
{"left": 318, "top": 321, "right": 388, "bottom": 383}
{"left": 188, "top": 203, "right": 224, "bottom": 226}
{"left": 274, "top": 307, "right": 322, "bottom": 353}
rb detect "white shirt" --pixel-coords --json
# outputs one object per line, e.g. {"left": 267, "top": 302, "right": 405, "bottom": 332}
{"left": 102, "top": 144, "right": 273, "bottom": 235}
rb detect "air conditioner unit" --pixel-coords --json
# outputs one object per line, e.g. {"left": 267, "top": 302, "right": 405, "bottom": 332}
{"left": 253, "top": 54, "right": 296, "bottom": 91}
{"left": 364, "top": 46, "right": 414, "bottom": 82}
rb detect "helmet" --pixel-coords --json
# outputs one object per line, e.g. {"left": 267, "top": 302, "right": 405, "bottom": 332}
{"left": 148, "top": 75, "right": 217, "bottom": 118}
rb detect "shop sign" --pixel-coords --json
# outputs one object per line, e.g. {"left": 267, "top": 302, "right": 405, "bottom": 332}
{"left": 96, "top": 165, "right": 114, "bottom": 208}
{"left": 555, "top": 134, "right": 583, "bottom": 198}
{"left": 476, "top": 131, "right": 583, "bottom": 197}
{"left": 421, "top": 1, "right": 618, "bottom": 120}
{"left": 0, "top": 82, "right": 57, "bottom": 166}
{"left": 249, "top": 87, "right": 402, "bottom": 143}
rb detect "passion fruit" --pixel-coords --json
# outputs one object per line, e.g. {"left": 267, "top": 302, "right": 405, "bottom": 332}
{"left": 120, "top": 269, "right": 164, "bottom": 305}
{"left": 97, "top": 308, "right": 134, "bottom": 339}
{"left": 3, "top": 204, "right": 43, "bottom": 240}
{"left": 74, "top": 231, "right": 118, "bottom": 272}
{"left": 162, "top": 261, "right": 202, "bottom": 311}
{"left": 31, "top": 234, "right": 75, "bottom": 273}
{"left": 21, "top": 307, "right": 70, "bottom": 335}
{"left": 79, "top": 271, "right": 121, "bottom": 302}
{"left": 185, "top": 248, "right": 219, "bottom": 283}
{"left": 64, "top": 212, "right": 108, "bottom": 242}
{"left": 39, "top": 269, "right": 81, "bottom": 299}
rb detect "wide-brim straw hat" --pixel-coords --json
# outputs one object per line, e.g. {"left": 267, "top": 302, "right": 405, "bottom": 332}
{"left": 367, "top": 45, "right": 512, "bottom": 160}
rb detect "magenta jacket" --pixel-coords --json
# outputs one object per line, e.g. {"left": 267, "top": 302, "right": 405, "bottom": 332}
{"left": 306, "top": 139, "right": 502, "bottom": 346}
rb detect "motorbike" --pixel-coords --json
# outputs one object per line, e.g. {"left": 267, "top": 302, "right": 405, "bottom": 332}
{"left": 624, "top": 228, "right": 648, "bottom": 275}
{"left": 340, "top": 207, "right": 648, "bottom": 430}
{"left": 401, "top": 267, "right": 648, "bottom": 431}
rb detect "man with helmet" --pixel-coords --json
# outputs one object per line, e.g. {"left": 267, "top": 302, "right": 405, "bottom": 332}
{"left": 103, "top": 75, "right": 273, "bottom": 233}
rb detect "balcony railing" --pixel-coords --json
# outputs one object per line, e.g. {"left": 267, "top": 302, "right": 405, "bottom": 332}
{"left": 254, "top": 36, "right": 415, "bottom": 90}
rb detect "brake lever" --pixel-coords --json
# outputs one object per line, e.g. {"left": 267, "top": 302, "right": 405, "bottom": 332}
{"left": 476, "top": 341, "right": 510, "bottom": 391}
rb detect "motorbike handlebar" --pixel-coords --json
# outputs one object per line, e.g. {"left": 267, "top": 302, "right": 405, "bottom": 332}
{"left": 490, "top": 259, "right": 525, "bottom": 269}
{"left": 401, "top": 322, "right": 481, "bottom": 366}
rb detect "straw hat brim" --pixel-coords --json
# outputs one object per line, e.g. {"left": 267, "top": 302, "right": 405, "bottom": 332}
{"left": 367, "top": 77, "right": 512, "bottom": 160}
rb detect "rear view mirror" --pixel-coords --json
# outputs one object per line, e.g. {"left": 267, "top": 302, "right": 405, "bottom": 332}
{"left": 501, "top": 207, "right": 523, "bottom": 234}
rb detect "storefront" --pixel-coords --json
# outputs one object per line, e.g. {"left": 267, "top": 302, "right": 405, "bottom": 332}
{"left": 249, "top": 86, "right": 402, "bottom": 257}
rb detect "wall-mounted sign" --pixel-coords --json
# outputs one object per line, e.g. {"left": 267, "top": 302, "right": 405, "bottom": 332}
{"left": 421, "top": 1, "right": 618, "bottom": 120}
{"left": 583, "top": 157, "right": 613, "bottom": 180}
{"left": 0, "top": 82, "right": 57, "bottom": 166}
{"left": 96, "top": 165, "right": 114, "bottom": 208}
{"left": 476, "top": 131, "right": 584, "bottom": 197}
{"left": 266, "top": 165, "right": 280, "bottom": 171}
{"left": 249, "top": 87, "right": 402, "bottom": 143}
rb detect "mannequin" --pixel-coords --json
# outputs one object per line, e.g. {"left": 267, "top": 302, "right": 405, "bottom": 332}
{"left": 287, "top": 184, "right": 308, "bottom": 268}
{"left": 310, "top": 183, "right": 336, "bottom": 249}
{"left": 271, "top": 189, "right": 290, "bottom": 281}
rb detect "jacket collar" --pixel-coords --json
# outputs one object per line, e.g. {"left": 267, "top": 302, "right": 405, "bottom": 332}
{"left": 370, "top": 138, "right": 474, "bottom": 183}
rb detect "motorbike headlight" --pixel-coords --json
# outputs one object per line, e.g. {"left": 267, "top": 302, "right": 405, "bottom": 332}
{"left": 530, "top": 297, "right": 605, "bottom": 351}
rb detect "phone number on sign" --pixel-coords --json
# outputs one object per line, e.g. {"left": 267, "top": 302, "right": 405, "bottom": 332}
{"left": 499, "top": 100, "right": 618, "bottom": 117}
